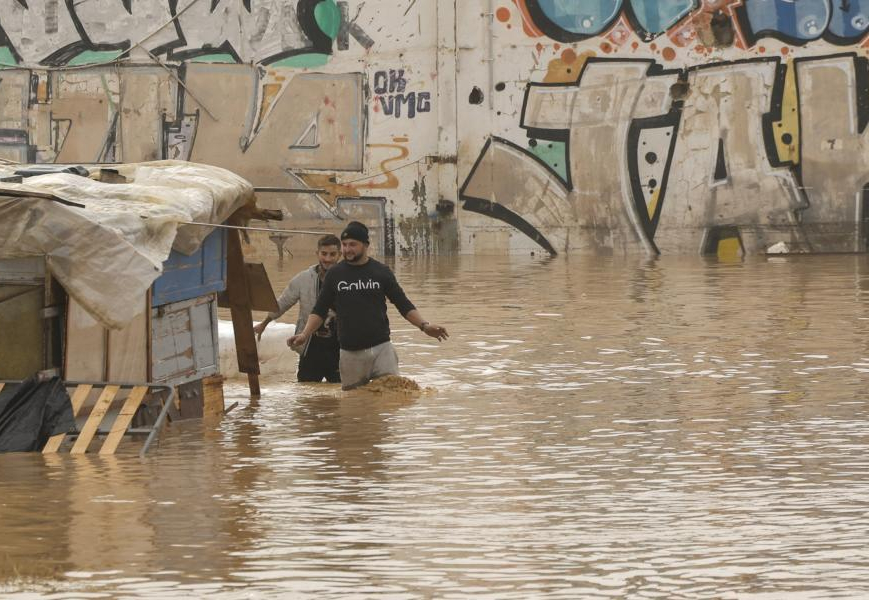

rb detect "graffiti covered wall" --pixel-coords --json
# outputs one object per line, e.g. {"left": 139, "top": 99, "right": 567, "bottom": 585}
{"left": 2, "top": 1, "right": 869, "bottom": 256}
{"left": 458, "top": 0, "right": 869, "bottom": 256}
{"left": 0, "top": 0, "right": 451, "bottom": 257}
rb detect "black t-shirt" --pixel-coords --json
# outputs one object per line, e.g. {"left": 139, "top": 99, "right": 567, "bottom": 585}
{"left": 312, "top": 258, "right": 416, "bottom": 351}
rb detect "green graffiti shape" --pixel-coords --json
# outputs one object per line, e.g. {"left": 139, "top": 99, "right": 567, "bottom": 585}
{"left": 529, "top": 141, "right": 568, "bottom": 183}
{"left": 189, "top": 53, "right": 237, "bottom": 63}
{"left": 315, "top": 0, "right": 341, "bottom": 40}
{"left": 0, "top": 47, "right": 16, "bottom": 68}
{"left": 67, "top": 49, "right": 124, "bottom": 66}
{"left": 270, "top": 53, "right": 330, "bottom": 68}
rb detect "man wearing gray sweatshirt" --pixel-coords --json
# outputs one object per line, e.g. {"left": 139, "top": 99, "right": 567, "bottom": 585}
{"left": 254, "top": 234, "right": 341, "bottom": 383}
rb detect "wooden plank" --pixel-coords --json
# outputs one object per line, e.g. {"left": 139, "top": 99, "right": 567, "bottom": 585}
{"left": 244, "top": 263, "right": 279, "bottom": 312}
{"left": 99, "top": 386, "right": 148, "bottom": 455}
{"left": 43, "top": 384, "right": 92, "bottom": 453}
{"left": 202, "top": 375, "right": 225, "bottom": 418}
{"left": 65, "top": 298, "right": 107, "bottom": 380}
{"left": 70, "top": 385, "right": 119, "bottom": 455}
{"left": 151, "top": 304, "right": 194, "bottom": 381}
{"left": 189, "top": 299, "right": 218, "bottom": 372}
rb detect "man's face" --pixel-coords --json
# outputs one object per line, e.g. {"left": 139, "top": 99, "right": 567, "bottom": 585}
{"left": 317, "top": 245, "right": 340, "bottom": 270}
{"left": 341, "top": 238, "right": 368, "bottom": 263}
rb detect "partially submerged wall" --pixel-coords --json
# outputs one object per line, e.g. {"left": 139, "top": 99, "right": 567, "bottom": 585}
{"left": 1, "top": 1, "right": 868, "bottom": 256}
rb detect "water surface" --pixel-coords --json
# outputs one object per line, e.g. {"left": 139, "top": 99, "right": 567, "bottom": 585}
{"left": 3, "top": 254, "right": 869, "bottom": 598}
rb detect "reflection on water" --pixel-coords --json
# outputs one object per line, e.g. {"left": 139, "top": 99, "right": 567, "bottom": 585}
{"left": 4, "top": 255, "right": 869, "bottom": 598}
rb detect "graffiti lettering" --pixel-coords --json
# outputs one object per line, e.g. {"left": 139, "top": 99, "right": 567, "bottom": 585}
{"left": 373, "top": 70, "right": 407, "bottom": 94}
{"left": 372, "top": 69, "right": 431, "bottom": 119}
{"left": 378, "top": 92, "right": 431, "bottom": 118}
{"left": 337, "top": 1, "right": 375, "bottom": 51}
{"left": 0, "top": 0, "right": 368, "bottom": 66}
{"left": 461, "top": 55, "right": 869, "bottom": 255}
{"left": 0, "top": 63, "right": 364, "bottom": 185}
{"left": 515, "top": 0, "right": 869, "bottom": 46}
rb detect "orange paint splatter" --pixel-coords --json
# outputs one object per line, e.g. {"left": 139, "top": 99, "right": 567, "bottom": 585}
{"left": 600, "top": 42, "right": 612, "bottom": 53}
{"left": 758, "top": 46, "right": 766, "bottom": 53}
{"left": 351, "top": 143, "right": 410, "bottom": 191}
{"left": 561, "top": 48, "right": 577, "bottom": 63}
{"left": 631, "top": 41, "right": 639, "bottom": 50}
{"left": 662, "top": 47, "right": 676, "bottom": 61}
{"left": 496, "top": 6, "right": 511, "bottom": 22}
{"left": 542, "top": 49, "right": 595, "bottom": 84}
{"left": 535, "top": 42, "right": 544, "bottom": 53}
{"left": 554, "top": 43, "right": 561, "bottom": 50}
{"left": 650, "top": 43, "right": 657, "bottom": 51}
{"left": 781, "top": 46, "right": 790, "bottom": 55}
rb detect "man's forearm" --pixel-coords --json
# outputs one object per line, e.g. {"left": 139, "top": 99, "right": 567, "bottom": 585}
{"left": 404, "top": 309, "right": 427, "bottom": 330}
{"left": 298, "top": 313, "right": 325, "bottom": 337}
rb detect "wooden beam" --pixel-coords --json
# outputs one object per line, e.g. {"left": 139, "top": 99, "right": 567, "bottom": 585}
{"left": 70, "top": 385, "right": 119, "bottom": 454}
{"left": 225, "top": 225, "right": 261, "bottom": 398}
{"left": 43, "top": 384, "right": 92, "bottom": 453}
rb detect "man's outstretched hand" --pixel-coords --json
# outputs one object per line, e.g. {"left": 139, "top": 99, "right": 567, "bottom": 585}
{"left": 422, "top": 323, "right": 449, "bottom": 342}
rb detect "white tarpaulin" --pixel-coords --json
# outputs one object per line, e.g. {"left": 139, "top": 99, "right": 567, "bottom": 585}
{"left": 0, "top": 161, "right": 254, "bottom": 329}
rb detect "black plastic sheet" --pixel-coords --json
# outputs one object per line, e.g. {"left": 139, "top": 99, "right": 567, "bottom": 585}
{"left": 0, "top": 376, "right": 75, "bottom": 452}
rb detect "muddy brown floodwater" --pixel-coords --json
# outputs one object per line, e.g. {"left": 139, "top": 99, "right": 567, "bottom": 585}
{"left": 4, "top": 253, "right": 869, "bottom": 599}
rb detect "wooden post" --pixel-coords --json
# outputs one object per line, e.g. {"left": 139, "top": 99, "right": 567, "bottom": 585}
{"left": 202, "top": 375, "right": 225, "bottom": 427}
{"left": 225, "top": 226, "right": 261, "bottom": 398}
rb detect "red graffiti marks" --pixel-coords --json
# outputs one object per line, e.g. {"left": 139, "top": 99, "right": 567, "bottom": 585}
{"left": 667, "top": 0, "right": 747, "bottom": 50}
{"left": 605, "top": 15, "right": 633, "bottom": 48}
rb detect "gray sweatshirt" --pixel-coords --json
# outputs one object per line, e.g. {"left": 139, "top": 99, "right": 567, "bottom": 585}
{"left": 269, "top": 264, "right": 323, "bottom": 355}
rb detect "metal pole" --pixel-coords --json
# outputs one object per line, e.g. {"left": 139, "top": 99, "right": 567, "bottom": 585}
{"left": 253, "top": 187, "right": 327, "bottom": 194}
{"left": 180, "top": 221, "right": 333, "bottom": 235}
{"left": 140, "top": 386, "right": 176, "bottom": 457}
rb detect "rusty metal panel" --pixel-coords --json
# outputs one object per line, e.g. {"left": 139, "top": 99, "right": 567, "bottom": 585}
{"left": 150, "top": 295, "right": 219, "bottom": 385}
{"left": 0, "top": 284, "right": 44, "bottom": 379}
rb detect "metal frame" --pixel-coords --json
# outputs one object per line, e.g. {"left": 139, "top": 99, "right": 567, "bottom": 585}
{"left": 0, "top": 379, "right": 175, "bottom": 457}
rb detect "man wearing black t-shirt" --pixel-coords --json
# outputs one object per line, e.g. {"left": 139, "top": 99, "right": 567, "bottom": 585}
{"left": 288, "top": 221, "right": 448, "bottom": 389}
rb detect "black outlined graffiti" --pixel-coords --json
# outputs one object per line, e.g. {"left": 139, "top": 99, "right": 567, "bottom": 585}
{"left": 461, "top": 54, "right": 869, "bottom": 255}
{"left": 0, "top": 0, "right": 373, "bottom": 66}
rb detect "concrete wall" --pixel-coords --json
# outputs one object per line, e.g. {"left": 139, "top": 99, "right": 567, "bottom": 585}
{"left": 1, "top": 1, "right": 868, "bottom": 256}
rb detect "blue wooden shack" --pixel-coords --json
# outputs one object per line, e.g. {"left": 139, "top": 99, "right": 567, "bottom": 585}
{"left": 0, "top": 227, "right": 230, "bottom": 418}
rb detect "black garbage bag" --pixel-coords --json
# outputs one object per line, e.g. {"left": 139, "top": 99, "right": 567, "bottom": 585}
{"left": 0, "top": 375, "right": 76, "bottom": 452}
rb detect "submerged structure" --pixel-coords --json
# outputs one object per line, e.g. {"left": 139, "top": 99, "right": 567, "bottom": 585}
{"left": 0, "top": 161, "right": 276, "bottom": 454}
